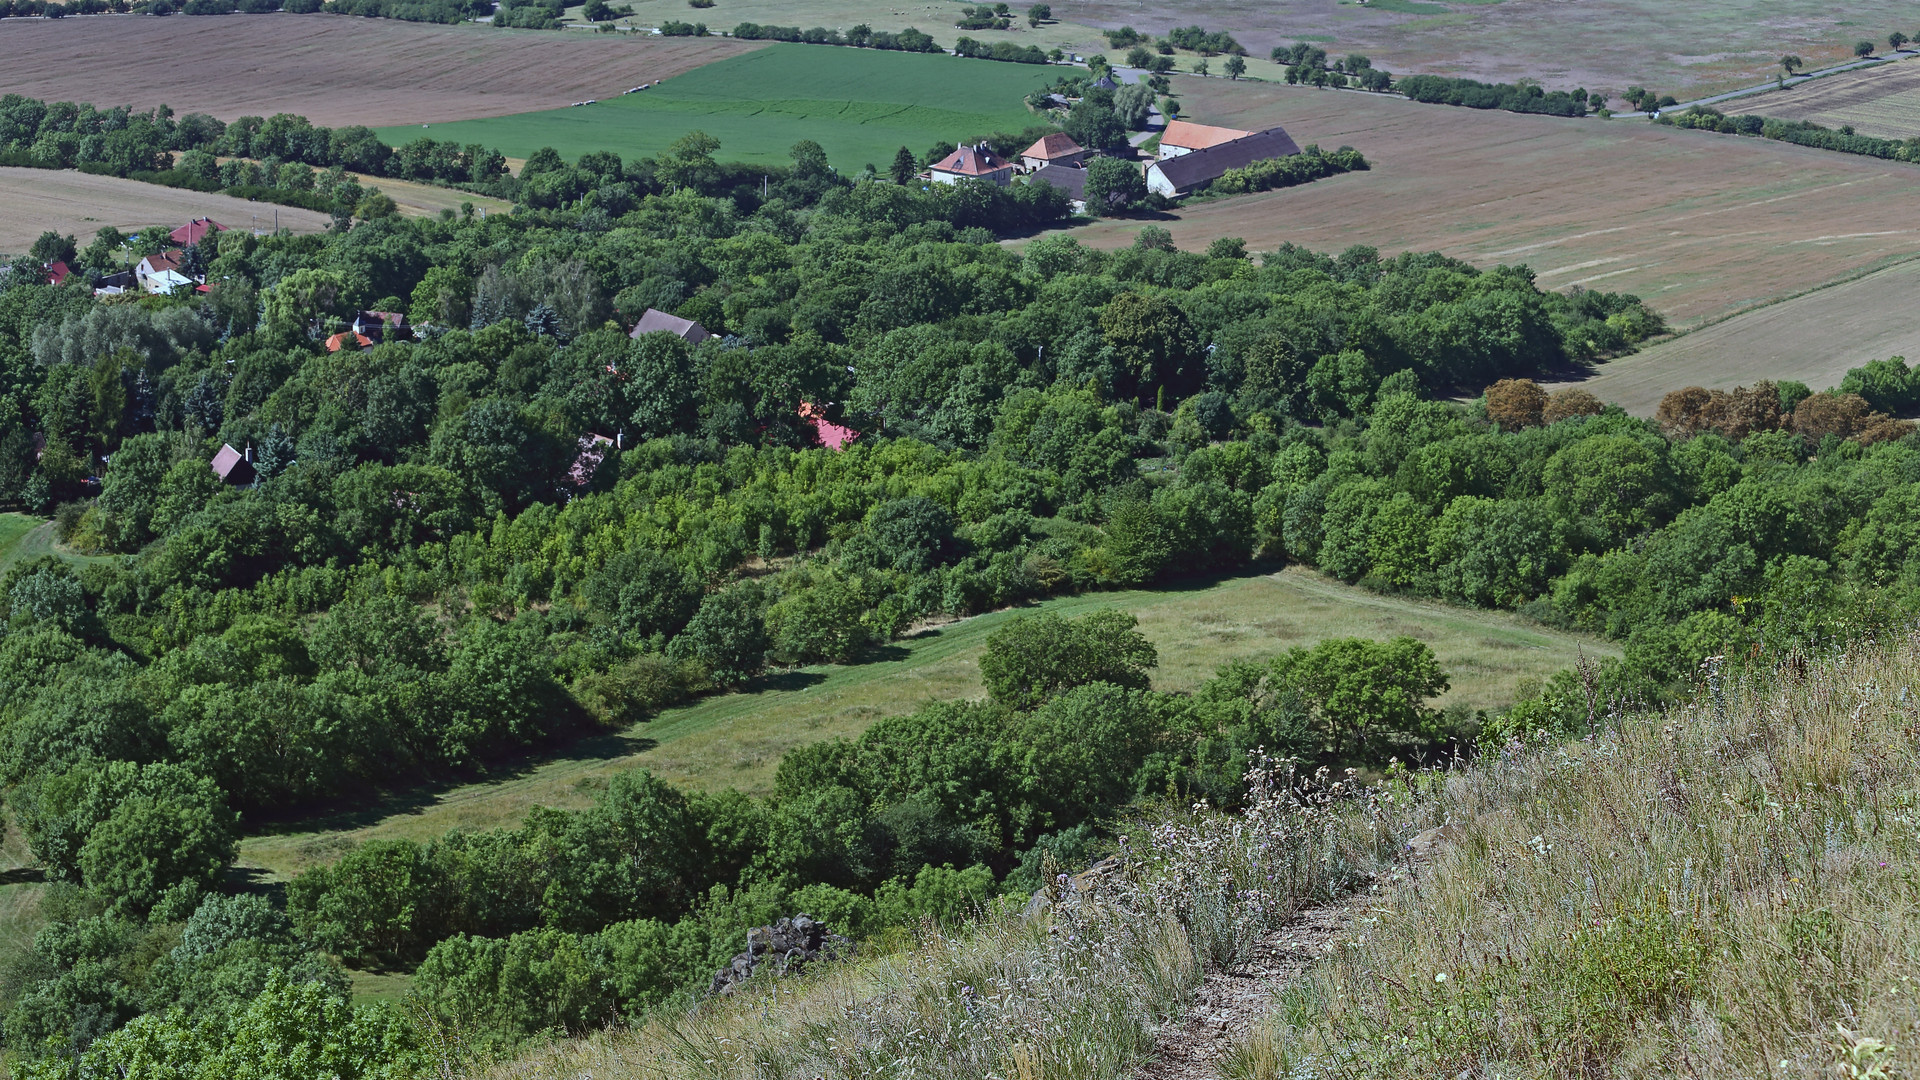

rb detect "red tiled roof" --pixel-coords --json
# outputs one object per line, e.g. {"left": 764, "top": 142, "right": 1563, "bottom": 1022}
{"left": 46, "top": 261, "right": 70, "bottom": 285}
{"left": 799, "top": 402, "right": 858, "bottom": 450}
{"left": 325, "top": 331, "right": 376, "bottom": 352}
{"left": 1020, "top": 132, "right": 1084, "bottom": 160}
{"left": 170, "top": 218, "right": 227, "bottom": 246}
{"left": 143, "top": 250, "right": 184, "bottom": 274}
{"left": 932, "top": 144, "right": 1011, "bottom": 176}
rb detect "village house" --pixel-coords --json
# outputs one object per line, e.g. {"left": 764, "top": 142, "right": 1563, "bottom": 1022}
{"left": 170, "top": 218, "right": 226, "bottom": 246}
{"left": 134, "top": 250, "right": 198, "bottom": 294}
{"left": 1146, "top": 125, "right": 1301, "bottom": 197}
{"left": 629, "top": 307, "right": 711, "bottom": 344}
{"left": 1019, "top": 132, "right": 1086, "bottom": 171}
{"left": 930, "top": 142, "right": 1014, "bottom": 186}
{"left": 1155, "top": 119, "right": 1254, "bottom": 160}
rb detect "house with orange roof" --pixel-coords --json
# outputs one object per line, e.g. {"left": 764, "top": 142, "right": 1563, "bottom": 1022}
{"left": 1156, "top": 119, "right": 1254, "bottom": 160}
{"left": 1019, "top": 132, "right": 1086, "bottom": 171}
{"left": 930, "top": 143, "right": 1014, "bottom": 187}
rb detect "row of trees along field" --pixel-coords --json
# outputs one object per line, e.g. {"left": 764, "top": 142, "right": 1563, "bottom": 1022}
{"left": 27, "top": 130, "right": 1920, "bottom": 1074}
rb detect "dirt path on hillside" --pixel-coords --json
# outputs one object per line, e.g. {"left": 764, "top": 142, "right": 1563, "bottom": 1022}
{"left": 1133, "top": 900, "right": 1365, "bottom": 1080}
{"left": 1133, "top": 827, "right": 1447, "bottom": 1079}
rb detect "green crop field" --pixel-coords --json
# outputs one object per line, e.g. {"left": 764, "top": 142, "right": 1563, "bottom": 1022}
{"left": 374, "top": 43, "right": 1060, "bottom": 170}
{"left": 237, "top": 566, "right": 1613, "bottom": 883}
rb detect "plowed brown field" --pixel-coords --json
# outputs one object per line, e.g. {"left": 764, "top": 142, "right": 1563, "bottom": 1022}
{"left": 1751, "top": 57, "right": 1920, "bottom": 139}
{"left": 0, "top": 167, "right": 331, "bottom": 255}
{"left": 0, "top": 15, "right": 759, "bottom": 127}
{"left": 1069, "top": 77, "right": 1920, "bottom": 331}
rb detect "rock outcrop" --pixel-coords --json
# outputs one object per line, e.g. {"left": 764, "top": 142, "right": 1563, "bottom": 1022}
{"left": 709, "top": 914, "right": 852, "bottom": 996}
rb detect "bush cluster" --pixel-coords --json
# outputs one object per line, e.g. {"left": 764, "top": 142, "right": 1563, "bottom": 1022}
{"left": 728, "top": 21, "right": 942, "bottom": 52}
{"left": 1396, "top": 75, "right": 1592, "bottom": 117}
{"left": 1207, "top": 144, "right": 1369, "bottom": 195}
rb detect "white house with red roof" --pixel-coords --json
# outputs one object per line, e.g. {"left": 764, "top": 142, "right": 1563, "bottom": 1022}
{"left": 170, "top": 218, "right": 226, "bottom": 246}
{"left": 135, "top": 250, "right": 197, "bottom": 294}
{"left": 930, "top": 143, "right": 1014, "bottom": 187}
{"left": 1018, "top": 132, "right": 1086, "bottom": 171}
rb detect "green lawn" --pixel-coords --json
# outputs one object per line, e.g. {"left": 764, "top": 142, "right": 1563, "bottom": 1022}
{"left": 0, "top": 512, "right": 118, "bottom": 576}
{"left": 237, "top": 566, "right": 1615, "bottom": 881}
{"left": 374, "top": 43, "right": 1060, "bottom": 169}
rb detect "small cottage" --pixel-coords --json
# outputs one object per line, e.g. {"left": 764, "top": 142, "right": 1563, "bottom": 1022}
{"left": 210, "top": 443, "right": 256, "bottom": 486}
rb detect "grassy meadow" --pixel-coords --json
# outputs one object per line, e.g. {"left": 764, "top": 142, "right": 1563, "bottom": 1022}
{"left": 374, "top": 43, "right": 1059, "bottom": 169}
{"left": 236, "top": 566, "right": 1610, "bottom": 882}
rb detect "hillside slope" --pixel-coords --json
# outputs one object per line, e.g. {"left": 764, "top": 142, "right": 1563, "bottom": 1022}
{"left": 475, "top": 636, "right": 1920, "bottom": 1080}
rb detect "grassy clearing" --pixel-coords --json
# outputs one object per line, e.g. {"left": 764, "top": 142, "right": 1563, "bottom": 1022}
{"left": 236, "top": 566, "right": 1608, "bottom": 880}
{"left": 0, "top": 512, "right": 116, "bottom": 577}
{"left": 373, "top": 43, "right": 1058, "bottom": 169}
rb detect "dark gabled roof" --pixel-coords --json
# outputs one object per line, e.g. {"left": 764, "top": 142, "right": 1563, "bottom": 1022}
{"left": 1028, "top": 163, "right": 1089, "bottom": 201}
{"left": 1149, "top": 125, "right": 1303, "bottom": 193}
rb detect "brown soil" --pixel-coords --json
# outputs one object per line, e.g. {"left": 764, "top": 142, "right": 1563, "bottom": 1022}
{"left": 1546, "top": 256, "right": 1920, "bottom": 415}
{"left": 0, "top": 166, "right": 331, "bottom": 255}
{"left": 0, "top": 15, "right": 759, "bottom": 127}
{"left": 1067, "top": 77, "right": 1920, "bottom": 331}
{"left": 1747, "top": 57, "right": 1920, "bottom": 139}
{"left": 1059, "top": 0, "right": 1890, "bottom": 99}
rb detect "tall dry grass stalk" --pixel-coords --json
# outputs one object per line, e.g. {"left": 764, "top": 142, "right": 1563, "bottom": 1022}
{"left": 1240, "top": 634, "right": 1920, "bottom": 1078}
{"left": 472, "top": 762, "right": 1409, "bottom": 1080}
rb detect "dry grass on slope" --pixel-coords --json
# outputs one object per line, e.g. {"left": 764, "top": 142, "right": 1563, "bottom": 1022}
{"left": 1229, "top": 639, "right": 1920, "bottom": 1079}
{"left": 469, "top": 766, "right": 1415, "bottom": 1080}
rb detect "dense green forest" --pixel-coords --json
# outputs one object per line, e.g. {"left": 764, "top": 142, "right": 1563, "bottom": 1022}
{"left": 14, "top": 123, "right": 1918, "bottom": 1073}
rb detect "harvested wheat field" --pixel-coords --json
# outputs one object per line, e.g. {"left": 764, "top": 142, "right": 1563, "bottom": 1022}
{"left": 1548, "top": 257, "right": 1920, "bottom": 415}
{"left": 0, "top": 15, "right": 759, "bottom": 128}
{"left": 0, "top": 167, "right": 331, "bottom": 255}
{"left": 1069, "top": 78, "right": 1920, "bottom": 331}
{"left": 1749, "top": 56, "right": 1920, "bottom": 139}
